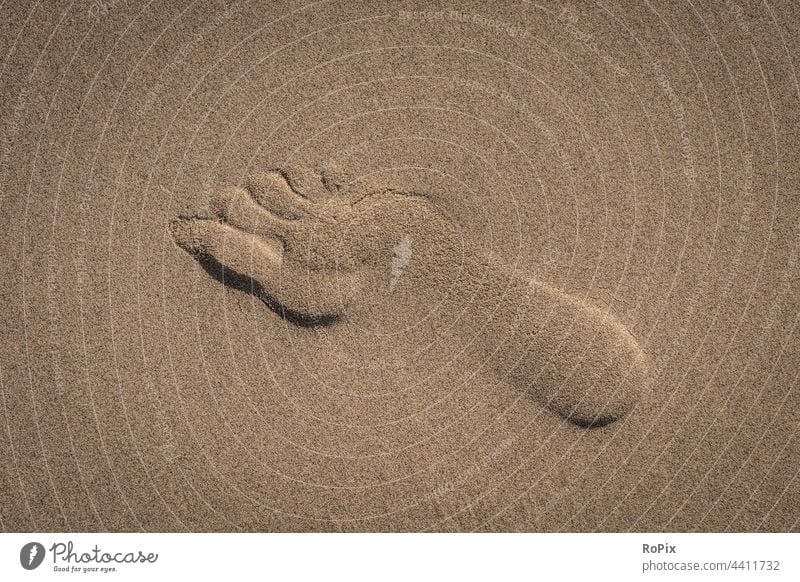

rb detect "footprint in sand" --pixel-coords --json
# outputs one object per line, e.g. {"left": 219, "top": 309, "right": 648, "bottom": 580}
{"left": 170, "top": 163, "right": 650, "bottom": 428}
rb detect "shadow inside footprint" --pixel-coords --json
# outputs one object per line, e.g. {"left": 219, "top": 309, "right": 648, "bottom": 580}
{"left": 568, "top": 414, "right": 619, "bottom": 429}
{"left": 196, "top": 255, "right": 341, "bottom": 328}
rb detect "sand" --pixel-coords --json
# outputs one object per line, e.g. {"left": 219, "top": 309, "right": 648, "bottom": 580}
{"left": 0, "top": 0, "right": 797, "bottom": 532}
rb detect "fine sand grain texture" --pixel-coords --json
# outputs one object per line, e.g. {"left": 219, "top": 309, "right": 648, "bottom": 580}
{"left": 0, "top": 0, "right": 798, "bottom": 531}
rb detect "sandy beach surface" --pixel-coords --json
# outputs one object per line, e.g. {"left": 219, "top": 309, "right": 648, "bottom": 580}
{"left": 0, "top": 0, "right": 797, "bottom": 531}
